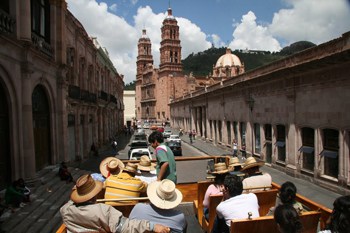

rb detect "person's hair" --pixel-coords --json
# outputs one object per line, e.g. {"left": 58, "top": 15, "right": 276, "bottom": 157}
{"left": 274, "top": 204, "right": 302, "bottom": 233}
{"left": 214, "top": 173, "right": 226, "bottom": 186}
{"left": 279, "top": 181, "right": 297, "bottom": 205}
{"left": 223, "top": 174, "right": 243, "bottom": 197}
{"left": 328, "top": 195, "right": 350, "bottom": 233}
{"left": 148, "top": 131, "right": 164, "bottom": 144}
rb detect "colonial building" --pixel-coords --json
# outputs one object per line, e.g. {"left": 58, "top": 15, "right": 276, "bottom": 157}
{"left": 0, "top": 0, "right": 123, "bottom": 189}
{"left": 170, "top": 32, "right": 350, "bottom": 194}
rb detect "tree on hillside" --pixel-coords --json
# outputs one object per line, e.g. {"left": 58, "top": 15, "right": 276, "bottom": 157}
{"left": 280, "top": 41, "right": 316, "bottom": 56}
{"left": 124, "top": 80, "right": 136, "bottom": 90}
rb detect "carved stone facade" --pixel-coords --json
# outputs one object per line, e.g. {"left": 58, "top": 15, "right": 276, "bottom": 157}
{"left": 0, "top": 0, "right": 123, "bottom": 188}
{"left": 170, "top": 32, "right": 350, "bottom": 194}
{"left": 136, "top": 8, "right": 192, "bottom": 122}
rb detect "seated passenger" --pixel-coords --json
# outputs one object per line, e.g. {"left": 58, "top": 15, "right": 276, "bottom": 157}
{"left": 241, "top": 157, "right": 272, "bottom": 190}
{"left": 228, "top": 156, "right": 244, "bottom": 177}
{"left": 274, "top": 204, "right": 302, "bottom": 233}
{"left": 213, "top": 174, "right": 260, "bottom": 233}
{"left": 318, "top": 195, "right": 350, "bottom": 233}
{"left": 105, "top": 162, "right": 147, "bottom": 203}
{"left": 135, "top": 155, "right": 157, "bottom": 184}
{"left": 129, "top": 179, "right": 187, "bottom": 233}
{"left": 99, "top": 157, "right": 124, "bottom": 179}
{"left": 203, "top": 162, "right": 228, "bottom": 220}
{"left": 267, "top": 181, "right": 303, "bottom": 216}
{"left": 60, "top": 174, "right": 170, "bottom": 233}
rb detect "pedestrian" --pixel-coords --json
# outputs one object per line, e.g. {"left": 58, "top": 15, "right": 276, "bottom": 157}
{"left": 148, "top": 131, "right": 177, "bottom": 183}
{"left": 241, "top": 143, "right": 246, "bottom": 160}
{"left": 129, "top": 179, "right": 187, "bottom": 233}
{"left": 60, "top": 174, "right": 171, "bottom": 233}
{"left": 90, "top": 142, "right": 98, "bottom": 157}
{"left": 58, "top": 162, "right": 74, "bottom": 183}
{"left": 189, "top": 131, "right": 193, "bottom": 144}
{"left": 232, "top": 139, "right": 238, "bottom": 157}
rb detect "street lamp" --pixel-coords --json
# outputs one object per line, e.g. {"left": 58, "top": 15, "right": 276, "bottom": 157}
{"left": 247, "top": 94, "right": 255, "bottom": 156}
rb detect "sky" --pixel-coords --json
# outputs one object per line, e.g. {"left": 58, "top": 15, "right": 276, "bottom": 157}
{"left": 66, "top": 0, "right": 350, "bottom": 85}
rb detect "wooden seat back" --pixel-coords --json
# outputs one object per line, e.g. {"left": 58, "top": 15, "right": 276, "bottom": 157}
{"left": 193, "top": 180, "right": 214, "bottom": 226}
{"left": 230, "top": 210, "right": 321, "bottom": 233}
{"left": 201, "top": 189, "right": 278, "bottom": 233}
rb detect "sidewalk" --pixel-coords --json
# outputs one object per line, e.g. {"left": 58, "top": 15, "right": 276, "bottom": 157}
{"left": 179, "top": 132, "right": 341, "bottom": 209}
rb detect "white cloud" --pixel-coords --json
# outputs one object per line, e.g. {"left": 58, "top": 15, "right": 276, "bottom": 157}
{"left": 211, "top": 34, "right": 226, "bottom": 48}
{"left": 269, "top": 0, "right": 350, "bottom": 45}
{"left": 229, "top": 11, "right": 281, "bottom": 51}
{"left": 109, "top": 3, "right": 117, "bottom": 12}
{"left": 66, "top": 1, "right": 212, "bottom": 84}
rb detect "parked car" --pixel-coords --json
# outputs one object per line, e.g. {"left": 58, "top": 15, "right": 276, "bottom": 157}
{"left": 163, "top": 129, "right": 172, "bottom": 138}
{"left": 166, "top": 141, "right": 182, "bottom": 156}
{"left": 143, "top": 123, "right": 150, "bottom": 129}
{"left": 167, "top": 134, "right": 181, "bottom": 143}
{"left": 133, "top": 132, "right": 147, "bottom": 141}
{"left": 129, "top": 148, "right": 153, "bottom": 160}
{"left": 128, "top": 141, "right": 149, "bottom": 157}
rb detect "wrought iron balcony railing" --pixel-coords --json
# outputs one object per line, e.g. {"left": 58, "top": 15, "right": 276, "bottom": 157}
{"left": 0, "top": 9, "right": 15, "bottom": 34}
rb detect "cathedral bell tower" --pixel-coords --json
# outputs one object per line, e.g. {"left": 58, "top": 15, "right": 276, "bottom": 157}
{"left": 159, "top": 7, "right": 182, "bottom": 75}
{"left": 136, "top": 29, "right": 153, "bottom": 79}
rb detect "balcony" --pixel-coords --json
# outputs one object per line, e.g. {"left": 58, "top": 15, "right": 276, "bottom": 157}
{"left": 80, "top": 90, "right": 90, "bottom": 102}
{"left": 31, "top": 33, "right": 54, "bottom": 57}
{"left": 0, "top": 9, "right": 15, "bottom": 35}
{"left": 99, "top": 91, "right": 108, "bottom": 101}
{"left": 109, "top": 94, "right": 117, "bottom": 104}
{"left": 89, "top": 93, "right": 97, "bottom": 103}
{"left": 68, "top": 85, "right": 80, "bottom": 100}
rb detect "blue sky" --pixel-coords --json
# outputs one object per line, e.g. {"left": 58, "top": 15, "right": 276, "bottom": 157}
{"left": 66, "top": 0, "right": 350, "bottom": 84}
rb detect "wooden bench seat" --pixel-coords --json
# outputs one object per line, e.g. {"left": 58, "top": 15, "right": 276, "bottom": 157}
{"left": 230, "top": 210, "right": 321, "bottom": 233}
{"left": 201, "top": 189, "right": 278, "bottom": 233}
{"left": 193, "top": 180, "right": 213, "bottom": 226}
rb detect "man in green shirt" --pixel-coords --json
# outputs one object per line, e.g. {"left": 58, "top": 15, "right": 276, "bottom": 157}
{"left": 148, "top": 131, "right": 177, "bottom": 183}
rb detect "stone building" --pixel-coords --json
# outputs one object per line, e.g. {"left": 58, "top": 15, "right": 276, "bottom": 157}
{"left": 136, "top": 8, "right": 198, "bottom": 122}
{"left": 0, "top": 0, "right": 123, "bottom": 189}
{"left": 170, "top": 32, "right": 350, "bottom": 194}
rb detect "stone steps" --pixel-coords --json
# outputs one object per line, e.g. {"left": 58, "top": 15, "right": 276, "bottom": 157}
{"left": 0, "top": 165, "right": 88, "bottom": 233}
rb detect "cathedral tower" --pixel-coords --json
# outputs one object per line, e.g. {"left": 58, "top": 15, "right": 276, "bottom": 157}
{"left": 136, "top": 29, "right": 153, "bottom": 78}
{"left": 159, "top": 7, "right": 182, "bottom": 75}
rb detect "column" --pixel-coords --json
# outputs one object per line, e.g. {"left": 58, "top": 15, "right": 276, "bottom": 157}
{"left": 19, "top": 0, "right": 31, "bottom": 42}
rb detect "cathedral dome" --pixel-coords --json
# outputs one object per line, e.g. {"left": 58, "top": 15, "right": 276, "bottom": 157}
{"left": 215, "top": 48, "right": 242, "bottom": 68}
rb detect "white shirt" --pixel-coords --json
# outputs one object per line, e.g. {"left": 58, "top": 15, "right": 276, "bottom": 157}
{"left": 217, "top": 193, "right": 260, "bottom": 226}
{"left": 135, "top": 170, "right": 157, "bottom": 184}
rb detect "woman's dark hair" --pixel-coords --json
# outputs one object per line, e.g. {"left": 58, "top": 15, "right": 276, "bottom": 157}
{"left": 224, "top": 174, "right": 243, "bottom": 197}
{"left": 274, "top": 204, "right": 302, "bottom": 233}
{"left": 328, "top": 195, "right": 350, "bottom": 233}
{"left": 148, "top": 131, "right": 164, "bottom": 144}
{"left": 280, "top": 181, "right": 297, "bottom": 205}
{"left": 214, "top": 173, "right": 227, "bottom": 186}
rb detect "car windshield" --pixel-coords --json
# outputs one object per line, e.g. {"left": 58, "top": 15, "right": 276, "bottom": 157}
{"left": 131, "top": 151, "right": 150, "bottom": 159}
{"left": 130, "top": 141, "right": 148, "bottom": 148}
{"left": 167, "top": 141, "right": 181, "bottom": 147}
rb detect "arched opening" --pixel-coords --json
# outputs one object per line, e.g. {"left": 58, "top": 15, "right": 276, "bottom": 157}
{"left": 0, "top": 82, "right": 11, "bottom": 189}
{"left": 32, "top": 85, "right": 51, "bottom": 170}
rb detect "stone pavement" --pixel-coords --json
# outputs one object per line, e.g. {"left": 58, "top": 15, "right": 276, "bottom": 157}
{"left": 0, "top": 130, "right": 342, "bottom": 233}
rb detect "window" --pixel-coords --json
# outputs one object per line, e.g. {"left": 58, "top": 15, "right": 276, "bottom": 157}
{"left": 218, "top": 120, "right": 222, "bottom": 142}
{"left": 233, "top": 122, "right": 238, "bottom": 141}
{"left": 254, "top": 123, "right": 261, "bottom": 154}
{"left": 227, "top": 121, "right": 231, "bottom": 145}
{"left": 300, "top": 127, "right": 314, "bottom": 171}
{"left": 31, "top": 0, "right": 50, "bottom": 42}
{"left": 322, "top": 129, "right": 339, "bottom": 178}
{"left": 264, "top": 124, "right": 272, "bottom": 163}
{"left": 240, "top": 122, "right": 246, "bottom": 147}
{"left": 276, "top": 125, "right": 286, "bottom": 162}
{"left": 0, "top": 0, "right": 9, "bottom": 13}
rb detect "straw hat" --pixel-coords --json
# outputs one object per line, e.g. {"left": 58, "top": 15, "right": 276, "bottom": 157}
{"left": 137, "top": 155, "right": 156, "bottom": 171}
{"left": 70, "top": 174, "right": 103, "bottom": 203}
{"left": 211, "top": 162, "right": 229, "bottom": 174}
{"left": 241, "top": 157, "right": 265, "bottom": 171}
{"left": 99, "top": 157, "right": 124, "bottom": 178}
{"left": 123, "top": 162, "right": 139, "bottom": 174}
{"left": 147, "top": 179, "right": 183, "bottom": 209}
{"left": 228, "top": 157, "right": 242, "bottom": 169}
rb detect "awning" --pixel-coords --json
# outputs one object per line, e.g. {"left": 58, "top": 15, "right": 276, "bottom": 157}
{"left": 275, "top": 141, "right": 285, "bottom": 147}
{"left": 298, "top": 146, "right": 314, "bottom": 154}
{"left": 320, "top": 150, "right": 338, "bottom": 159}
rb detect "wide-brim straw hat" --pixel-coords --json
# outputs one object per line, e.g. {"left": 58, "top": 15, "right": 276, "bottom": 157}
{"left": 123, "top": 162, "right": 140, "bottom": 175}
{"left": 211, "top": 162, "right": 229, "bottom": 174}
{"left": 147, "top": 179, "right": 183, "bottom": 209}
{"left": 100, "top": 157, "right": 124, "bottom": 178}
{"left": 228, "top": 157, "right": 242, "bottom": 168}
{"left": 137, "top": 155, "right": 156, "bottom": 171}
{"left": 241, "top": 157, "right": 265, "bottom": 171}
{"left": 71, "top": 174, "right": 103, "bottom": 203}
